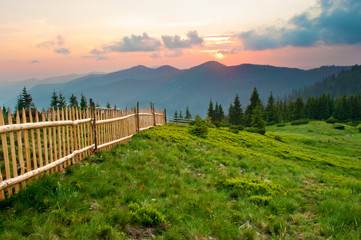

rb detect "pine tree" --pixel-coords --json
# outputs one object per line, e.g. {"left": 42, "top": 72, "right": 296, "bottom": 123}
{"left": 228, "top": 104, "right": 234, "bottom": 124}
{"left": 179, "top": 110, "right": 183, "bottom": 119}
{"left": 229, "top": 94, "right": 243, "bottom": 125}
{"left": 16, "top": 86, "right": 35, "bottom": 110}
{"left": 214, "top": 102, "right": 219, "bottom": 122}
{"left": 292, "top": 97, "right": 305, "bottom": 120}
{"left": 335, "top": 95, "right": 352, "bottom": 121}
{"left": 245, "top": 88, "right": 262, "bottom": 126}
{"left": 218, "top": 104, "right": 224, "bottom": 122}
{"left": 207, "top": 99, "right": 214, "bottom": 120}
{"left": 174, "top": 110, "right": 178, "bottom": 121}
{"left": 2, "top": 105, "right": 7, "bottom": 116}
{"left": 80, "top": 93, "right": 87, "bottom": 110}
{"left": 69, "top": 94, "right": 79, "bottom": 108}
{"left": 58, "top": 93, "right": 67, "bottom": 109}
{"left": 50, "top": 89, "right": 59, "bottom": 109}
{"left": 265, "top": 92, "right": 277, "bottom": 123}
{"left": 251, "top": 105, "right": 266, "bottom": 133}
{"left": 185, "top": 106, "right": 192, "bottom": 119}
{"left": 106, "top": 101, "right": 111, "bottom": 108}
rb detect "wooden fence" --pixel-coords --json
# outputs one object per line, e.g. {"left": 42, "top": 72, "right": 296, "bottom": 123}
{"left": 0, "top": 101, "right": 166, "bottom": 200}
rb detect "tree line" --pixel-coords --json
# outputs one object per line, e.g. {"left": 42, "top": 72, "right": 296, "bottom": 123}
{"left": 1, "top": 87, "right": 117, "bottom": 116}
{"left": 206, "top": 87, "right": 361, "bottom": 128}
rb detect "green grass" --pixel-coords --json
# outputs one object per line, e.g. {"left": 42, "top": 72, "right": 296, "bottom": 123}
{"left": 0, "top": 121, "right": 360, "bottom": 239}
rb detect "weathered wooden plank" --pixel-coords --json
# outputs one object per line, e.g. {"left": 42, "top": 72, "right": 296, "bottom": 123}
{"left": 0, "top": 110, "right": 12, "bottom": 196}
{"left": 8, "top": 110, "right": 19, "bottom": 192}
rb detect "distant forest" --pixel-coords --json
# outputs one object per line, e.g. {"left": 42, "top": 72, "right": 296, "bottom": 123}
{"left": 289, "top": 65, "right": 361, "bottom": 100}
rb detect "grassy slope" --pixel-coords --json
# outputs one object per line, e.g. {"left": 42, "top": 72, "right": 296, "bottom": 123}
{"left": 0, "top": 121, "right": 360, "bottom": 239}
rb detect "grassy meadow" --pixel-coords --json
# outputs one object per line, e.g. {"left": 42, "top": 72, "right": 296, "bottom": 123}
{"left": 0, "top": 121, "right": 360, "bottom": 239}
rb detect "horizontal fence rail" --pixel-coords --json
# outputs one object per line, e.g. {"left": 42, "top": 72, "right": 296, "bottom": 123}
{"left": 0, "top": 101, "right": 166, "bottom": 199}
{"left": 168, "top": 117, "right": 194, "bottom": 124}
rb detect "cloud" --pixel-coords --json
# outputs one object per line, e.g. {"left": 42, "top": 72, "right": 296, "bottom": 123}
{"left": 162, "top": 31, "right": 203, "bottom": 49}
{"left": 165, "top": 49, "right": 183, "bottom": 57}
{"left": 149, "top": 53, "right": 161, "bottom": 58}
{"left": 36, "top": 40, "right": 55, "bottom": 49}
{"left": 103, "top": 33, "right": 161, "bottom": 52}
{"left": 30, "top": 60, "right": 40, "bottom": 63}
{"left": 54, "top": 48, "right": 70, "bottom": 55}
{"left": 238, "top": 0, "right": 361, "bottom": 50}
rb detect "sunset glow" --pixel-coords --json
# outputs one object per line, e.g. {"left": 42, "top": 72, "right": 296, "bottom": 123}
{"left": 0, "top": 0, "right": 360, "bottom": 81}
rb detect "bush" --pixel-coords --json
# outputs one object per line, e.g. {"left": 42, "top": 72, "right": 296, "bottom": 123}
{"left": 189, "top": 115, "right": 208, "bottom": 138}
{"left": 291, "top": 119, "right": 309, "bottom": 125}
{"left": 246, "top": 127, "right": 265, "bottom": 135}
{"left": 96, "top": 224, "right": 112, "bottom": 239}
{"left": 326, "top": 116, "right": 336, "bottom": 123}
{"left": 227, "top": 128, "right": 239, "bottom": 134}
{"left": 266, "top": 121, "right": 276, "bottom": 126}
{"left": 248, "top": 195, "right": 272, "bottom": 206}
{"left": 128, "top": 202, "right": 166, "bottom": 227}
{"left": 359, "top": 126, "right": 361, "bottom": 133}
{"left": 212, "top": 121, "right": 221, "bottom": 128}
{"left": 276, "top": 123, "right": 286, "bottom": 127}
{"left": 334, "top": 124, "right": 345, "bottom": 130}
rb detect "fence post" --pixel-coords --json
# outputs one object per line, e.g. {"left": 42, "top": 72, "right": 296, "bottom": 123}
{"left": 164, "top": 108, "right": 167, "bottom": 124}
{"left": 136, "top": 102, "right": 140, "bottom": 132}
{"left": 90, "top": 99, "right": 97, "bottom": 153}
{"left": 151, "top": 102, "right": 156, "bottom": 126}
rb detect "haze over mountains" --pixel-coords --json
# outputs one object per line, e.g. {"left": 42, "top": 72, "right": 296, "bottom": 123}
{"left": 2, "top": 61, "right": 349, "bottom": 116}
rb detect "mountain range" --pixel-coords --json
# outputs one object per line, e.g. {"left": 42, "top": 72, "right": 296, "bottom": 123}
{"left": 2, "top": 61, "right": 349, "bottom": 116}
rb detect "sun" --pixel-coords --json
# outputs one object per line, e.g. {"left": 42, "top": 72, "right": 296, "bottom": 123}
{"left": 215, "top": 52, "right": 224, "bottom": 59}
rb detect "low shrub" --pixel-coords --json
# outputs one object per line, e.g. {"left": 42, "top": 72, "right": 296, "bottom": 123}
{"left": 334, "top": 124, "right": 345, "bottom": 130}
{"left": 325, "top": 116, "right": 336, "bottom": 124}
{"left": 227, "top": 128, "right": 239, "bottom": 134}
{"left": 346, "top": 121, "right": 358, "bottom": 127}
{"left": 246, "top": 127, "right": 265, "bottom": 135}
{"left": 96, "top": 224, "right": 112, "bottom": 239}
{"left": 276, "top": 123, "right": 286, "bottom": 127}
{"left": 189, "top": 115, "right": 208, "bottom": 138}
{"left": 359, "top": 126, "right": 361, "bottom": 133}
{"left": 212, "top": 121, "right": 222, "bottom": 128}
{"left": 266, "top": 121, "right": 276, "bottom": 126}
{"left": 128, "top": 202, "right": 166, "bottom": 227}
{"left": 219, "top": 177, "right": 282, "bottom": 196}
{"left": 291, "top": 119, "right": 309, "bottom": 125}
{"left": 248, "top": 195, "right": 272, "bottom": 206}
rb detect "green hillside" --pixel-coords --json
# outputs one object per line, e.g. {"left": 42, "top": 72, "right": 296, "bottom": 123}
{"left": 0, "top": 122, "right": 360, "bottom": 239}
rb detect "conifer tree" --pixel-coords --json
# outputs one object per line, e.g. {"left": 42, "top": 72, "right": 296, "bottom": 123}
{"left": 265, "top": 92, "right": 277, "bottom": 123}
{"left": 58, "top": 93, "right": 67, "bottom": 109}
{"left": 214, "top": 102, "right": 219, "bottom": 121}
{"left": 69, "top": 94, "right": 79, "bottom": 108}
{"left": 292, "top": 97, "right": 305, "bottom": 120}
{"left": 106, "top": 101, "right": 111, "bottom": 108}
{"left": 179, "top": 110, "right": 183, "bottom": 119}
{"left": 229, "top": 94, "right": 243, "bottom": 125}
{"left": 50, "top": 89, "right": 59, "bottom": 109}
{"left": 207, "top": 99, "right": 214, "bottom": 120}
{"left": 2, "top": 105, "right": 7, "bottom": 116}
{"left": 16, "top": 87, "right": 35, "bottom": 110}
{"left": 185, "top": 106, "right": 192, "bottom": 119}
{"left": 174, "top": 110, "right": 178, "bottom": 121}
{"left": 335, "top": 95, "right": 352, "bottom": 121}
{"left": 218, "top": 104, "right": 224, "bottom": 122}
{"left": 228, "top": 104, "right": 234, "bottom": 124}
{"left": 245, "top": 88, "right": 262, "bottom": 126}
{"left": 80, "top": 93, "right": 88, "bottom": 110}
{"left": 251, "top": 105, "right": 266, "bottom": 132}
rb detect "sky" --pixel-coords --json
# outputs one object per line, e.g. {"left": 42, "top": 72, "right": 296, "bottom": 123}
{"left": 1, "top": 0, "right": 361, "bottom": 82}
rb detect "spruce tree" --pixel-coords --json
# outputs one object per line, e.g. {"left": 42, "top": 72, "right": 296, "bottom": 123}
{"left": 230, "top": 94, "right": 243, "bottom": 125}
{"left": 80, "top": 93, "right": 87, "bottom": 110}
{"left": 179, "top": 110, "right": 183, "bottom": 119}
{"left": 106, "top": 101, "right": 111, "bottom": 108}
{"left": 218, "top": 104, "right": 224, "bottom": 122}
{"left": 58, "top": 93, "right": 67, "bottom": 109}
{"left": 174, "top": 110, "right": 178, "bottom": 121}
{"left": 251, "top": 105, "right": 266, "bottom": 134}
{"left": 50, "top": 89, "right": 59, "bottom": 109}
{"left": 292, "top": 97, "right": 305, "bottom": 120}
{"left": 228, "top": 104, "right": 234, "bottom": 124}
{"left": 214, "top": 102, "right": 219, "bottom": 122}
{"left": 265, "top": 92, "right": 277, "bottom": 123}
{"left": 69, "top": 94, "right": 79, "bottom": 108}
{"left": 2, "top": 105, "right": 7, "bottom": 116}
{"left": 245, "top": 88, "right": 262, "bottom": 126}
{"left": 185, "top": 106, "right": 192, "bottom": 119}
{"left": 207, "top": 99, "right": 214, "bottom": 120}
{"left": 335, "top": 95, "right": 352, "bottom": 121}
{"left": 16, "top": 87, "right": 34, "bottom": 110}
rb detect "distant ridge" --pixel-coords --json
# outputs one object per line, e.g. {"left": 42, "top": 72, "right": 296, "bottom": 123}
{"left": 3, "top": 61, "right": 349, "bottom": 116}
